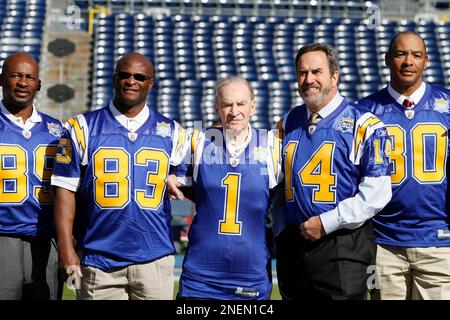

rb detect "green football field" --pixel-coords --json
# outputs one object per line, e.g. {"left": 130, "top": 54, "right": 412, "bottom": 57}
{"left": 63, "top": 254, "right": 282, "bottom": 300}
{"left": 62, "top": 282, "right": 282, "bottom": 300}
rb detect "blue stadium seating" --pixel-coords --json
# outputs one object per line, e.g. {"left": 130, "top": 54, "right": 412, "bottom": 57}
{"left": 86, "top": 9, "right": 450, "bottom": 128}
{"left": 0, "top": 0, "right": 46, "bottom": 67}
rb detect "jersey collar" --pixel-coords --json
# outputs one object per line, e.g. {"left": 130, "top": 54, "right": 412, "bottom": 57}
{"left": 387, "top": 82, "right": 426, "bottom": 107}
{"left": 109, "top": 99, "right": 150, "bottom": 132}
{"left": 306, "top": 91, "right": 344, "bottom": 120}
{"left": 0, "top": 100, "right": 42, "bottom": 130}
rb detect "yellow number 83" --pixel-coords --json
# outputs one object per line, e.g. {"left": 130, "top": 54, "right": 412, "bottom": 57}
{"left": 93, "top": 147, "right": 169, "bottom": 210}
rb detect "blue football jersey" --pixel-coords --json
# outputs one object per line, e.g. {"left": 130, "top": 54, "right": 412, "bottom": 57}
{"left": 358, "top": 84, "right": 450, "bottom": 247}
{"left": 282, "top": 98, "right": 390, "bottom": 226}
{"left": 177, "top": 127, "right": 281, "bottom": 300}
{"left": 52, "top": 105, "right": 187, "bottom": 270}
{"left": 0, "top": 110, "right": 62, "bottom": 238}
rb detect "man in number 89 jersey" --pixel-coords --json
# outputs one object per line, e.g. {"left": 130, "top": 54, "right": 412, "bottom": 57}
{"left": 0, "top": 53, "right": 63, "bottom": 300}
{"left": 51, "top": 53, "right": 187, "bottom": 300}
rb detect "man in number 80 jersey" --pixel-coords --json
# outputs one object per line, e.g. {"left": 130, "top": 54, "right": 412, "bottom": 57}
{"left": 358, "top": 32, "right": 450, "bottom": 299}
{"left": 51, "top": 53, "right": 187, "bottom": 300}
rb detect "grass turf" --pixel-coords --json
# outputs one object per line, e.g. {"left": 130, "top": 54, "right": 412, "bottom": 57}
{"left": 62, "top": 282, "right": 282, "bottom": 300}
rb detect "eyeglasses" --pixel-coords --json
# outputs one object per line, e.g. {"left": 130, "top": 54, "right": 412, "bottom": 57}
{"left": 115, "top": 71, "right": 152, "bottom": 82}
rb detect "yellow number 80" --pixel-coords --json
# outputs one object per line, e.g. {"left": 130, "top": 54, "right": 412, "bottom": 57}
{"left": 386, "top": 123, "right": 447, "bottom": 185}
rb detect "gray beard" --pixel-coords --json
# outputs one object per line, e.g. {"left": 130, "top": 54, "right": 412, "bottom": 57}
{"left": 300, "top": 86, "right": 331, "bottom": 109}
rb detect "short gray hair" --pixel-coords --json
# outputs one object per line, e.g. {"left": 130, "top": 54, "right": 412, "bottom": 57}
{"left": 214, "top": 76, "right": 255, "bottom": 107}
{"left": 294, "top": 43, "right": 340, "bottom": 75}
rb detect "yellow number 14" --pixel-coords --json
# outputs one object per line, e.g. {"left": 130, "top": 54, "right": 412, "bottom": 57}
{"left": 284, "top": 141, "right": 336, "bottom": 203}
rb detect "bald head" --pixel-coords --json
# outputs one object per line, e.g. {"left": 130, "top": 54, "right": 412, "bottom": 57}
{"left": 1, "top": 52, "right": 41, "bottom": 112}
{"left": 2, "top": 52, "right": 39, "bottom": 77}
{"left": 115, "top": 52, "right": 153, "bottom": 76}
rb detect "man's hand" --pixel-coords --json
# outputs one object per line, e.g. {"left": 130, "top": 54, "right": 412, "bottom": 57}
{"left": 66, "top": 264, "right": 83, "bottom": 290}
{"left": 166, "top": 174, "right": 183, "bottom": 200}
{"left": 59, "top": 247, "right": 83, "bottom": 289}
{"left": 59, "top": 247, "right": 81, "bottom": 275}
{"left": 299, "top": 216, "right": 326, "bottom": 241}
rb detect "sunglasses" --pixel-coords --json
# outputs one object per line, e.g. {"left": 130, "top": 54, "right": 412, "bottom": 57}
{"left": 115, "top": 71, "right": 152, "bottom": 82}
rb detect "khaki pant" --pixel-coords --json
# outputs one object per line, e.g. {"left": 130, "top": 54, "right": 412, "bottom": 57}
{"left": 376, "top": 244, "right": 450, "bottom": 300}
{"left": 77, "top": 255, "right": 175, "bottom": 300}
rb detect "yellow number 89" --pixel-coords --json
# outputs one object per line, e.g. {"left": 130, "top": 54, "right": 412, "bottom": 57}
{"left": 0, "top": 144, "right": 58, "bottom": 204}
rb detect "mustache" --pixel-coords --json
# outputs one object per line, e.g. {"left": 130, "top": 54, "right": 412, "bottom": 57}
{"left": 14, "top": 88, "right": 30, "bottom": 93}
{"left": 301, "top": 85, "right": 320, "bottom": 91}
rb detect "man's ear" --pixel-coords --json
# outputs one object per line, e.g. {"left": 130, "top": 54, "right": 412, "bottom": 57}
{"left": 385, "top": 53, "right": 390, "bottom": 67}
{"left": 331, "top": 70, "right": 339, "bottom": 88}
{"left": 37, "top": 79, "right": 41, "bottom": 91}
{"left": 250, "top": 99, "right": 256, "bottom": 116}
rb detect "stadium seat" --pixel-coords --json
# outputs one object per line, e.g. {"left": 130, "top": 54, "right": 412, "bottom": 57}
{"left": 82, "top": 6, "right": 450, "bottom": 127}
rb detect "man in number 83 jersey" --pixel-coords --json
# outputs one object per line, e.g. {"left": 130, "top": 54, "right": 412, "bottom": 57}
{"left": 51, "top": 53, "right": 187, "bottom": 300}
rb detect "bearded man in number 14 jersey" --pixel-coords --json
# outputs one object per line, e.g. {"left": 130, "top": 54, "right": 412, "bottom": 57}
{"left": 276, "top": 43, "right": 392, "bottom": 300}
{"left": 358, "top": 31, "right": 450, "bottom": 300}
{"left": 51, "top": 53, "right": 188, "bottom": 300}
